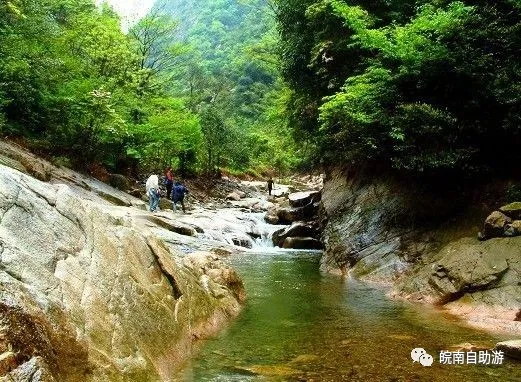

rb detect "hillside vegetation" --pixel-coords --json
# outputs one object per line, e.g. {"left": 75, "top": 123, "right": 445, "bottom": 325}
{"left": 0, "top": 0, "right": 300, "bottom": 177}
{"left": 277, "top": 0, "right": 521, "bottom": 178}
{"left": 2, "top": 1, "right": 520, "bottom": 181}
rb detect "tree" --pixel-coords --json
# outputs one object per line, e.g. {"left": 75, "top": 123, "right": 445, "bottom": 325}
{"left": 129, "top": 5, "right": 185, "bottom": 76}
{"left": 277, "top": 0, "right": 521, "bottom": 176}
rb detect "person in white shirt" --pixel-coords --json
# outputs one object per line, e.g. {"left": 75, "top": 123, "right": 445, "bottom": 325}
{"left": 145, "top": 174, "right": 160, "bottom": 212}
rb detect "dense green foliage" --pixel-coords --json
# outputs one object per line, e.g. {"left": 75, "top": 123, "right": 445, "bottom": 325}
{"left": 276, "top": 0, "right": 521, "bottom": 175}
{"left": 158, "top": 0, "right": 301, "bottom": 173}
{"left": 0, "top": 0, "right": 299, "bottom": 176}
{"left": 0, "top": 0, "right": 199, "bottom": 173}
{"left": 4, "top": 0, "right": 518, "bottom": 178}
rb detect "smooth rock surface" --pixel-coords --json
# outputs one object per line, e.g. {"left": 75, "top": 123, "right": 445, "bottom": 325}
{"left": 281, "top": 237, "right": 323, "bottom": 250}
{"left": 272, "top": 222, "right": 318, "bottom": 247}
{"left": 0, "top": 165, "right": 244, "bottom": 381}
{"left": 288, "top": 191, "right": 320, "bottom": 208}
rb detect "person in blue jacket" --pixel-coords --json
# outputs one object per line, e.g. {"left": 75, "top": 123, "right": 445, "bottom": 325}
{"left": 171, "top": 181, "right": 189, "bottom": 213}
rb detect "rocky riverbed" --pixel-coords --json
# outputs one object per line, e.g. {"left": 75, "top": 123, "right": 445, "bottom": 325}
{"left": 320, "top": 168, "right": 521, "bottom": 335}
{"left": 2, "top": 140, "right": 519, "bottom": 380}
{"left": 0, "top": 142, "right": 249, "bottom": 381}
{"left": 0, "top": 140, "right": 324, "bottom": 380}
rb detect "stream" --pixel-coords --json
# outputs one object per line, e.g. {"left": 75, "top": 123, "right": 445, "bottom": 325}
{"left": 174, "top": 244, "right": 520, "bottom": 381}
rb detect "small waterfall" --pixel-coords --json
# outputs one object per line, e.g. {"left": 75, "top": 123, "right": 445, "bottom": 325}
{"left": 247, "top": 213, "right": 287, "bottom": 248}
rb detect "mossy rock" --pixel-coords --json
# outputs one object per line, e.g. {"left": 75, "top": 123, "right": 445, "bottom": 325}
{"left": 499, "top": 202, "right": 521, "bottom": 219}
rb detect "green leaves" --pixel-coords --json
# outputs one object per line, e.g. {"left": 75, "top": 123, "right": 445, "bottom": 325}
{"left": 278, "top": 0, "right": 521, "bottom": 175}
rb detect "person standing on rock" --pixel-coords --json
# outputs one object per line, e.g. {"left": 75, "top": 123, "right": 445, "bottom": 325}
{"left": 267, "top": 177, "right": 274, "bottom": 196}
{"left": 146, "top": 174, "right": 160, "bottom": 213}
{"left": 172, "top": 181, "right": 189, "bottom": 213}
{"left": 164, "top": 167, "right": 174, "bottom": 199}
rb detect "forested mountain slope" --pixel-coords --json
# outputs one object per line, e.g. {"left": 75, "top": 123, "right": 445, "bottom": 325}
{"left": 151, "top": 0, "right": 300, "bottom": 173}
{"left": 0, "top": 0, "right": 299, "bottom": 177}
{"left": 277, "top": 0, "right": 521, "bottom": 177}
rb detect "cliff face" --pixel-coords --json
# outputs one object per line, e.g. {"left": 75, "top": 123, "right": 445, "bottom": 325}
{"left": 320, "top": 168, "right": 521, "bottom": 333}
{"left": 0, "top": 143, "right": 244, "bottom": 381}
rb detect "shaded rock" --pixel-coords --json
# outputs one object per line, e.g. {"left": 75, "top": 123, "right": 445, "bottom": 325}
{"left": 499, "top": 202, "right": 521, "bottom": 219}
{"left": 264, "top": 205, "right": 280, "bottom": 225}
{"left": 277, "top": 207, "right": 304, "bottom": 224}
{"left": 128, "top": 188, "right": 142, "bottom": 198}
{"left": 230, "top": 233, "right": 253, "bottom": 249}
{"left": 95, "top": 190, "right": 132, "bottom": 207}
{"left": 272, "top": 222, "right": 318, "bottom": 247}
{"left": 2, "top": 356, "right": 56, "bottom": 382}
{"left": 504, "top": 220, "right": 521, "bottom": 237}
{"left": 271, "top": 227, "right": 285, "bottom": 247}
{"left": 277, "top": 201, "right": 319, "bottom": 224}
{"left": 495, "top": 340, "right": 521, "bottom": 360}
{"left": 282, "top": 237, "right": 323, "bottom": 250}
{"left": 429, "top": 247, "right": 509, "bottom": 302}
{"left": 0, "top": 141, "right": 53, "bottom": 182}
{"left": 321, "top": 167, "right": 521, "bottom": 331}
{"left": 483, "top": 211, "right": 511, "bottom": 238}
{"left": 264, "top": 213, "right": 279, "bottom": 225}
{"left": 394, "top": 236, "right": 521, "bottom": 318}
{"left": 108, "top": 173, "right": 130, "bottom": 191}
{"left": 0, "top": 351, "right": 18, "bottom": 376}
{"left": 0, "top": 156, "right": 26, "bottom": 174}
{"left": 130, "top": 199, "right": 147, "bottom": 211}
{"left": 143, "top": 216, "right": 198, "bottom": 236}
{"left": 288, "top": 190, "right": 321, "bottom": 208}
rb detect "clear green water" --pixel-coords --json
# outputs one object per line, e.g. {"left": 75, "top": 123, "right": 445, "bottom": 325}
{"left": 175, "top": 250, "right": 520, "bottom": 381}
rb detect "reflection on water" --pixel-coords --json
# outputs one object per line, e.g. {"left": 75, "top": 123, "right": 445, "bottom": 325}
{"left": 175, "top": 250, "right": 520, "bottom": 381}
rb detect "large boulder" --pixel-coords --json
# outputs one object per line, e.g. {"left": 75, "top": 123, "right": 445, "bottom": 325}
{"left": 281, "top": 237, "right": 323, "bottom": 250}
{"left": 264, "top": 213, "right": 279, "bottom": 225}
{"left": 182, "top": 252, "right": 246, "bottom": 303}
{"left": 288, "top": 191, "right": 321, "bottom": 208}
{"left": 272, "top": 223, "right": 318, "bottom": 247}
{"left": 393, "top": 236, "right": 521, "bottom": 328}
{"left": 277, "top": 202, "right": 319, "bottom": 224}
{"left": 229, "top": 232, "right": 253, "bottom": 249}
{"left": 0, "top": 165, "right": 244, "bottom": 381}
{"left": 499, "top": 202, "right": 521, "bottom": 220}
{"left": 264, "top": 205, "right": 280, "bottom": 225}
{"left": 483, "top": 211, "right": 511, "bottom": 238}
{"left": 139, "top": 215, "right": 198, "bottom": 237}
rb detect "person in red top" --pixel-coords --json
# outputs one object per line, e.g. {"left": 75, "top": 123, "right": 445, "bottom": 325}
{"left": 164, "top": 167, "right": 174, "bottom": 199}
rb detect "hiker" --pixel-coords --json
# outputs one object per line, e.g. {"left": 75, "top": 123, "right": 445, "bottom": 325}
{"left": 145, "top": 174, "right": 160, "bottom": 212}
{"left": 164, "top": 166, "right": 174, "bottom": 199}
{"left": 267, "top": 177, "right": 274, "bottom": 196}
{"left": 171, "top": 181, "right": 189, "bottom": 213}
